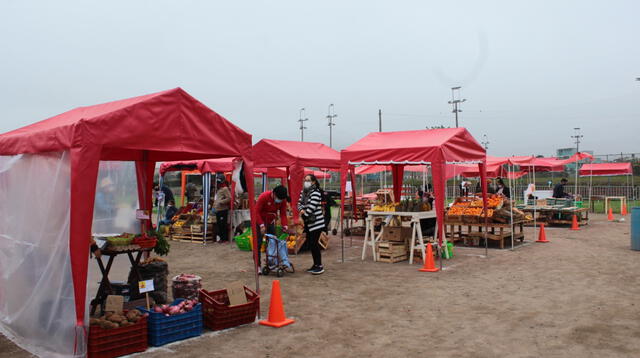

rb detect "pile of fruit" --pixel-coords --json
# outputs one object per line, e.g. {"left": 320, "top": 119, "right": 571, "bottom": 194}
{"left": 286, "top": 235, "right": 297, "bottom": 249}
{"left": 90, "top": 310, "right": 147, "bottom": 329}
{"left": 469, "top": 195, "right": 503, "bottom": 209}
{"left": 371, "top": 203, "right": 398, "bottom": 212}
{"left": 152, "top": 299, "right": 198, "bottom": 316}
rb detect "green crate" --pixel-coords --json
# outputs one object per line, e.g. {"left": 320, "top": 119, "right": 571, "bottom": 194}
{"left": 235, "top": 235, "right": 252, "bottom": 251}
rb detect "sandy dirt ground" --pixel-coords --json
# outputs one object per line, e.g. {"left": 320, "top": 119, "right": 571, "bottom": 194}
{"left": 2, "top": 213, "right": 640, "bottom": 358}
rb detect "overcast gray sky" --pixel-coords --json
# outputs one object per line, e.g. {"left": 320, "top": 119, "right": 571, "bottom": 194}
{"left": 1, "top": 1, "right": 638, "bottom": 157}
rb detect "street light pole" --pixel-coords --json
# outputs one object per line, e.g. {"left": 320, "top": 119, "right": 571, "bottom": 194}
{"left": 448, "top": 86, "right": 466, "bottom": 128}
{"left": 298, "top": 108, "right": 308, "bottom": 141}
{"left": 326, "top": 104, "right": 337, "bottom": 148}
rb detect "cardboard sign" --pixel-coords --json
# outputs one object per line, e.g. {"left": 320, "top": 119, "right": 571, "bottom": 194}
{"left": 136, "top": 209, "right": 150, "bottom": 220}
{"left": 226, "top": 281, "right": 248, "bottom": 306}
{"left": 105, "top": 295, "right": 124, "bottom": 313}
{"left": 138, "top": 279, "right": 155, "bottom": 293}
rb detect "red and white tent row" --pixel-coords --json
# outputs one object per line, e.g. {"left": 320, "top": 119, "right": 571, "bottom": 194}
{"left": 253, "top": 167, "right": 332, "bottom": 180}
{"left": 0, "top": 88, "right": 258, "bottom": 357}
{"left": 339, "top": 128, "right": 490, "bottom": 265}
{"left": 253, "top": 139, "right": 340, "bottom": 222}
{"left": 579, "top": 163, "right": 632, "bottom": 176}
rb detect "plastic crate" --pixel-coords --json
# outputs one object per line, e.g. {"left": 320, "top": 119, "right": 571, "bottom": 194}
{"left": 235, "top": 234, "right": 252, "bottom": 251}
{"left": 199, "top": 286, "right": 259, "bottom": 331}
{"left": 138, "top": 299, "right": 203, "bottom": 346}
{"left": 88, "top": 315, "right": 147, "bottom": 358}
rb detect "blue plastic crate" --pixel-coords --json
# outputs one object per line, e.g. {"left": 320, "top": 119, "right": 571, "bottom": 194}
{"left": 138, "top": 299, "right": 203, "bottom": 346}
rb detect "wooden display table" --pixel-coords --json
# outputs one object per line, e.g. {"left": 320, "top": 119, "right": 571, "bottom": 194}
{"left": 90, "top": 247, "right": 153, "bottom": 315}
{"left": 520, "top": 206, "right": 589, "bottom": 226}
{"left": 444, "top": 219, "right": 531, "bottom": 249}
{"left": 362, "top": 210, "right": 437, "bottom": 264}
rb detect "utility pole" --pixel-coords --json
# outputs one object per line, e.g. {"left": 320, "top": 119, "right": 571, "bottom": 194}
{"left": 298, "top": 108, "right": 308, "bottom": 141}
{"left": 571, "top": 127, "right": 583, "bottom": 204}
{"left": 378, "top": 109, "right": 382, "bottom": 132}
{"left": 326, "top": 104, "right": 337, "bottom": 148}
{"left": 448, "top": 86, "right": 466, "bottom": 128}
{"left": 481, "top": 134, "right": 489, "bottom": 150}
{"left": 571, "top": 127, "right": 583, "bottom": 153}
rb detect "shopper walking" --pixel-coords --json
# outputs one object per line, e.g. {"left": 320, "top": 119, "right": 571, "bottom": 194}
{"left": 298, "top": 174, "right": 325, "bottom": 275}
{"left": 214, "top": 179, "right": 232, "bottom": 242}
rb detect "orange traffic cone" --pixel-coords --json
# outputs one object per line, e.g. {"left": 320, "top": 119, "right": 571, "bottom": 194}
{"left": 570, "top": 214, "right": 580, "bottom": 231}
{"left": 536, "top": 223, "right": 550, "bottom": 243}
{"left": 622, "top": 204, "right": 628, "bottom": 216}
{"left": 607, "top": 208, "right": 615, "bottom": 221}
{"left": 259, "top": 280, "right": 295, "bottom": 328}
{"left": 419, "top": 243, "right": 439, "bottom": 272}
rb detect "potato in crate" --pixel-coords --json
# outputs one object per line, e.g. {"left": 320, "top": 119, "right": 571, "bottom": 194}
{"left": 88, "top": 310, "right": 148, "bottom": 358}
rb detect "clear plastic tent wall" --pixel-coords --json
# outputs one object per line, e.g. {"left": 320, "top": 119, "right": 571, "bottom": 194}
{"left": 92, "top": 161, "right": 140, "bottom": 235}
{"left": 0, "top": 152, "right": 85, "bottom": 358}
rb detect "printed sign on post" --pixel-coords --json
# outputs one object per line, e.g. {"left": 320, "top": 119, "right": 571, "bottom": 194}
{"left": 136, "top": 210, "right": 150, "bottom": 220}
{"left": 138, "top": 279, "right": 155, "bottom": 293}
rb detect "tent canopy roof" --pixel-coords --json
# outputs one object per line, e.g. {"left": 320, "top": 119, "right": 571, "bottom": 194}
{"left": 341, "top": 128, "right": 485, "bottom": 165}
{"left": 0, "top": 88, "right": 252, "bottom": 161}
{"left": 253, "top": 139, "right": 340, "bottom": 169}
{"left": 579, "top": 162, "right": 632, "bottom": 176}
{"left": 159, "top": 157, "right": 239, "bottom": 175}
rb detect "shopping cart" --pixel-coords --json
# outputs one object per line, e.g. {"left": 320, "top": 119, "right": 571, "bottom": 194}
{"left": 262, "top": 234, "right": 295, "bottom": 277}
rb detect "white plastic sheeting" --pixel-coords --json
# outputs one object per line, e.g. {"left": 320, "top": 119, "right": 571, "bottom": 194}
{"left": 0, "top": 152, "right": 85, "bottom": 358}
{"left": 92, "top": 161, "right": 140, "bottom": 235}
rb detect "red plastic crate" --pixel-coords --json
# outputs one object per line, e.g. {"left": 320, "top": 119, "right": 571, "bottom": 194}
{"left": 88, "top": 315, "right": 147, "bottom": 358}
{"left": 199, "top": 286, "right": 259, "bottom": 331}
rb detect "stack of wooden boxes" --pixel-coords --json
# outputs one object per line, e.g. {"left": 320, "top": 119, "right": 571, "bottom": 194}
{"left": 376, "top": 225, "right": 412, "bottom": 263}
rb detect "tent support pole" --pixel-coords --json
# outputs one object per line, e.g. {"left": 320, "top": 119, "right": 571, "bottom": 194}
{"left": 533, "top": 165, "right": 537, "bottom": 243}
{"left": 156, "top": 174, "right": 164, "bottom": 231}
{"left": 202, "top": 173, "right": 211, "bottom": 246}
{"left": 509, "top": 164, "right": 514, "bottom": 250}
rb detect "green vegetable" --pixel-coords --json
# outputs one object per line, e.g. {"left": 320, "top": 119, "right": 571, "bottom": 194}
{"left": 152, "top": 230, "right": 170, "bottom": 256}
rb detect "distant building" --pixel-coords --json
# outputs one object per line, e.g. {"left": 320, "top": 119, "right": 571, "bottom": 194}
{"left": 556, "top": 148, "right": 595, "bottom": 172}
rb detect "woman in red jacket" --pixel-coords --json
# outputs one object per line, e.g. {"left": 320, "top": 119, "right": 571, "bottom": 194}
{"left": 255, "top": 185, "right": 289, "bottom": 268}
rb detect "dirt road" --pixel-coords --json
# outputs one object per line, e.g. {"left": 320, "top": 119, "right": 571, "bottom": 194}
{"left": 2, "top": 214, "right": 639, "bottom": 357}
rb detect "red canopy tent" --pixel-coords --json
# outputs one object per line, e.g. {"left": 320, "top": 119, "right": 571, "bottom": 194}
{"left": 0, "top": 88, "right": 257, "bottom": 357}
{"left": 340, "top": 128, "right": 489, "bottom": 265}
{"left": 254, "top": 167, "right": 332, "bottom": 179}
{"left": 253, "top": 139, "right": 340, "bottom": 222}
{"left": 579, "top": 163, "right": 632, "bottom": 176}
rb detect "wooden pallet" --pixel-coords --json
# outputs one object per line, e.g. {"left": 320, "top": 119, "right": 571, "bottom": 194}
{"left": 171, "top": 233, "right": 214, "bottom": 243}
{"left": 376, "top": 241, "right": 408, "bottom": 263}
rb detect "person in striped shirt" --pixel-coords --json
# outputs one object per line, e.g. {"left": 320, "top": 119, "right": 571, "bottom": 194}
{"left": 298, "top": 174, "right": 326, "bottom": 274}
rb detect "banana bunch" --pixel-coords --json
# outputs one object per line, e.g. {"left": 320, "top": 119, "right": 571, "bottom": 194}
{"left": 371, "top": 203, "right": 397, "bottom": 212}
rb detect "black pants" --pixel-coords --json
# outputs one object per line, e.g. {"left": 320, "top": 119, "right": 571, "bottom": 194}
{"left": 256, "top": 223, "right": 276, "bottom": 265}
{"left": 307, "top": 229, "right": 322, "bottom": 266}
{"left": 216, "top": 210, "right": 229, "bottom": 241}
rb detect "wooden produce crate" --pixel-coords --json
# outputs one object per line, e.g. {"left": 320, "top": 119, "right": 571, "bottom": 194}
{"left": 382, "top": 226, "right": 412, "bottom": 242}
{"left": 319, "top": 232, "right": 330, "bottom": 250}
{"left": 376, "top": 241, "right": 408, "bottom": 263}
{"left": 288, "top": 234, "right": 307, "bottom": 255}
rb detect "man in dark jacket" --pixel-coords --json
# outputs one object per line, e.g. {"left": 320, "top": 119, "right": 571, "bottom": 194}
{"left": 552, "top": 178, "right": 571, "bottom": 198}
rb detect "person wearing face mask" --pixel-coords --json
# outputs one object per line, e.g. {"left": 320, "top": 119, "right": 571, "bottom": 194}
{"left": 297, "top": 174, "right": 325, "bottom": 275}
{"left": 255, "top": 185, "right": 289, "bottom": 271}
